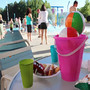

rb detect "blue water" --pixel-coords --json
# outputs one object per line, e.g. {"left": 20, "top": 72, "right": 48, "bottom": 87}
{"left": 47, "top": 25, "right": 65, "bottom": 35}
{"left": 6, "top": 28, "right": 21, "bottom": 31}
{"left": 47, "top": 24, "right": 90, "bottom": 35}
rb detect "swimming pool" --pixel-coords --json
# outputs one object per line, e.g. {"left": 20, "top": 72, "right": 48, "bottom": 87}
{"left": 6, "top": 27, "right": 21, "bottom": 31}
{"left": 47, "top": 25, "right": 65, "bottom": 35}
{"left": 47, "top": 24, "right": 90, "bottom": 35}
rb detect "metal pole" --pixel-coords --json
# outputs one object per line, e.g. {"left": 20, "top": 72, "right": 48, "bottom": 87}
{"left": 7, "top": 4, "right": 9, "bottom": 23}
{"left": 67, "top": 1, "right": 70, "bottom": 12}
{"left": 57, "top": 7, "right": 58, "bottom": 25}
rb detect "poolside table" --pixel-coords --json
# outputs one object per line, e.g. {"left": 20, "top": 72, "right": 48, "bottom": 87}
{"left": 7, "top": 56, "right": 89, "bottom": 90}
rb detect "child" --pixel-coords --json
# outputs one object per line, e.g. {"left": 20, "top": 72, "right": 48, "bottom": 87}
{"left": 15, "top": 18, "right": 19, "bottom": 28}
{"left": 22, "top": 16, "right": 27, "bottom": 32}
{"left": 69, "top": 1, "right": 78, "bottom": 12}
{"left": 9, "top": 18, "right": 13, "bottom": 33}
{"left": 0, "top": 14, "right": 4, "bottom": 39}
{"left": 26, "top": 8, "right": 33, "bottom": 41}
{"left": 18, "top": 17, "right": 21, "bottom": 31}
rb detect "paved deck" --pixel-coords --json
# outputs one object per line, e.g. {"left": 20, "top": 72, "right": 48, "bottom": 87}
{"left": 21, "top": 31, "right": 54, "bottom": 59}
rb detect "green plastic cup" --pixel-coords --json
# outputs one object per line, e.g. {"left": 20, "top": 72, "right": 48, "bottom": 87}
{"left": 19, "top": 59, "right": 34, "bottom": 88}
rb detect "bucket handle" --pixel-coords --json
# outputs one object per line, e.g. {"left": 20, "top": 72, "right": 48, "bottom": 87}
{"left": 56, "top": 38, "right": 87, "bottom": 57}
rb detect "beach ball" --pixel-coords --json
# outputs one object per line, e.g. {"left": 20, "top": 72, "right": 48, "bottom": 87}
{"left": 59, "top": 27, "right": 79, "bottom": 37}
{"left": 65, "top": 11, "right": 85, "bottom": 34}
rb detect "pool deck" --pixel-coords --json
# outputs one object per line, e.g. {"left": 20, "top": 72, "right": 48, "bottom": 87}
{"left": 21, "top": 31, "right": 54, "bottom": 58}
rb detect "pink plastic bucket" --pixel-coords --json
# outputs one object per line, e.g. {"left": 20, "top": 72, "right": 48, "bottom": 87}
{"left": 54, "top": 34, "right": 88, "bottom": 82}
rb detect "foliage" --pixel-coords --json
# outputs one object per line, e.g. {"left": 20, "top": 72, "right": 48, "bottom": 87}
{"left": 78, "top": 0, "right": 90, "bottom": 18}
{"left": 0, "top": 0, "right": 50, "bottom": 23}
{"left": 0, "top": 8, "right": 3, "bottom": 14}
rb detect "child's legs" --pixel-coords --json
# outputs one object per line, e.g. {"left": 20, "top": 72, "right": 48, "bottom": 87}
{"left": 19, "top": 25, "right": 21, "bottom": 30}
{"left": 45, "top": 29, "right": 47, "bottom": 44}
{"left": 27, "top": 25, "right": 29, "bottom": 39}
{"left": 38, "top": 29, "right": 41, "bottom": 36}
{"left": 41, "top": 29, "right": 44, "bottom": 44}
{"left": 27, "top": 32, "right": 29, "bottom": 40}
{"left": 10, "top": 27, "right": 13, "bottom": 32}
{"left": 29, "top": 32, "right": 31, "bottom": 41}
{"left": 38, "top": 25, "right": 41, "bottom": 36}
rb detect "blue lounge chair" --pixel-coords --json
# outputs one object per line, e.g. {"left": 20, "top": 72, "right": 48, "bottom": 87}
{"left": 0, "top": 30, "right": 34, "bottom": 90}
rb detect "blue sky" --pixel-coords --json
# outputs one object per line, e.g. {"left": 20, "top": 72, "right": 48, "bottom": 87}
{"left": 0, "top": 0, "right": 90, "bottom": 12}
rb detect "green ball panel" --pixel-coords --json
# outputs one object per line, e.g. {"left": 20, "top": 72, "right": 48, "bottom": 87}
{"left": 72, "top": 13, "right": 83, "bottom": 34}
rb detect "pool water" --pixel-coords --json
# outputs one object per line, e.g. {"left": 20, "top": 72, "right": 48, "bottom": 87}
{"left": 47, "top": 24, "right": 90, "bottom": 35}
{"left": 6, "top": 27, "right": 21, "bottom": 31}
{"left": 47, "top": 25, "right": 65, "bottom": 35}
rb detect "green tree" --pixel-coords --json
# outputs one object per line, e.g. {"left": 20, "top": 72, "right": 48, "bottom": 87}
{"left": 30, "top": 0, "right": 50, "bottom": 22}
{"left": 45, "top": 0, "right": 51, "bottom": 9}
{"left": 8, "top": 3, "right": 14, "bottom": 19}
{"left": 2, "top": 7, "right": 7, "bottom": 21}
{"left": 78, "top": 0, "right": 90, "bottom": 18}
{"left": 27, "top": 0, "right": 31, "bottom": 7}
{"left": 0, "top": 8, "right": 3, "bottom": 14}
{"left": 1, "top": 0, "right": 50, "bottom": 22}
{"left": 18, "top": 1, "right": 27, "bottom": 19}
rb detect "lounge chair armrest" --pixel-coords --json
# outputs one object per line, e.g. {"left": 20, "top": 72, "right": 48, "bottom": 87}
{"left": 0, "top": 39, "right": 30, "bottom": 47}
{"left": 1, "top": 75, "right": 13, "bottom": 90}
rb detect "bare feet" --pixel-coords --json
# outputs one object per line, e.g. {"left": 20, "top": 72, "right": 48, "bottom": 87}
{"left": 38, "top": 36, "right": 41, "bottom": 38}
{"left": 40, "top": 43, "right": 42, "bottom": 45}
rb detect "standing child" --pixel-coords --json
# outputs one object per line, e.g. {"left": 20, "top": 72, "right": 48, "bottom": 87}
{"left": 0, "top": 14, "right": 4, "bottom": 39}
{"left": 39, "top": 4, "right": 48, "bottom": 44}
{"left": 22, "top": 16, "right": 27, "bottom": 32}
{"left": 15, "top": 18, "right": 19, "bottom": 28}
{"left": 18, "top": 17, "right": 21, "bottom": 31}
{"left": 9, "top": 18, "right": 13, "bottom": 33}
{"left": 26, "top": 8, "right": 33, "bottom": 41}
{"left": 69, "top": 1, "right": 78, "bottom": 12}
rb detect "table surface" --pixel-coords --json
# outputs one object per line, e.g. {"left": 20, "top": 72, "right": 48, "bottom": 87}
{"left": 7, "top": 56, "right": 89, "bottom": 90}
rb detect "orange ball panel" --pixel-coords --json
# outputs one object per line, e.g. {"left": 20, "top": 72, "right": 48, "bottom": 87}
{"left": 65, "top": 13, "right": 74, "bottom": 27}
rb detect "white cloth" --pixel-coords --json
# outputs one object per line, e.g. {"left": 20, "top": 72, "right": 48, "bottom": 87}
{"left": 38, "top": 13, "right": 41, "bottom": 25}
{"left": 0, "top": 24, "right": 3, "bottom": 35}
{"left": 39, "top": 11, "right": 48, "bottom": 24}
